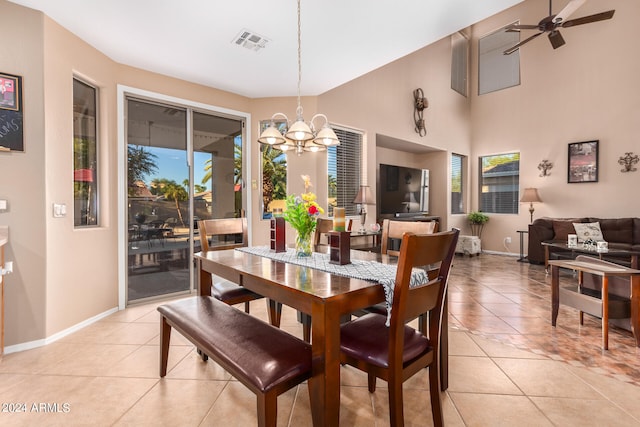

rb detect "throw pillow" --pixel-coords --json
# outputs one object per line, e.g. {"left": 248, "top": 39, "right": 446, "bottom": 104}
{"left": 552, "top": 220, "right": 577, "bottom": 241}
{"left": 573, "top": 222, "right": 604, "bottom": 242}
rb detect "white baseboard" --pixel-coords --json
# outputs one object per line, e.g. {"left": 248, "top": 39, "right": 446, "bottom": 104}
{"left": 4, "top": 306, "right": 119, "bottom": 355}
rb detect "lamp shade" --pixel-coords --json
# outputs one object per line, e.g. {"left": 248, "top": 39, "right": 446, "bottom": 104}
{"left": 257, "top": 125, "right": 286, "bottom": 145}
{"left": 520, "top": 188, "right": 542, "bottom": 203}
{"left": 352, "top": 185, "right": 373, "bottom": 204}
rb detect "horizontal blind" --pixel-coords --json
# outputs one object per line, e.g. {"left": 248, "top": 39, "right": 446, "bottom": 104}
{"left": 451, "top": 153, "right": 464, "bottom": 214}
{"left": 328, "top": 126, "right": 362, "bottom": 216}
{"left": 479, "top": 153, "right": 519, "bottom": 214}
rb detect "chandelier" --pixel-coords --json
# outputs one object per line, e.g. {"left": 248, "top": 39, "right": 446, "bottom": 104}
{"left": 257, "top": 0, "right": 340, "bottom": 155}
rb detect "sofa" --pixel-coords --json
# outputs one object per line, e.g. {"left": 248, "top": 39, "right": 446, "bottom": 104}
{"left": 527, "top": 217, "right": 640, "bottom": 266}
{"left": 528, "top": 217, "right": 640, "bottom": 331}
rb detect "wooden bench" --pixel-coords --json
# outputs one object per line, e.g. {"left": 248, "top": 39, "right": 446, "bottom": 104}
{"left": 158, "top": 296, "right": 312, "bottom": 427}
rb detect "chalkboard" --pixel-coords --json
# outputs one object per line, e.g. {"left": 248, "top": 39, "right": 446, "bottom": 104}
{"left": 0, "top": 109, "right": 23, "bottom": 151}
{"left": 0, "top": 72, "right": 23, "bottom": 152}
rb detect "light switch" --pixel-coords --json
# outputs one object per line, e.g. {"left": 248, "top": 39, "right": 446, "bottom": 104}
{"left": 0, "top": 199, "right": 7, "bottom": 210}
{"left": 53, "top": 203, "right": 67, "bottom": 218}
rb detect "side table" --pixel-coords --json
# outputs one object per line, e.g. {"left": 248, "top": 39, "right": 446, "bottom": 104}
{"left": 517, "top": 230, "right": 528, "bottom": 262}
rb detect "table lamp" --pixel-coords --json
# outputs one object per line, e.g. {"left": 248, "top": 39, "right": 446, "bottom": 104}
{"left": 520, "top": 188, "right": 542, "bottom": 223}
{"left": 352, "top": 185, "right": 373, "bottom": 233}
{"left": 402, "top": 192, "right": 417, "bottom": 213}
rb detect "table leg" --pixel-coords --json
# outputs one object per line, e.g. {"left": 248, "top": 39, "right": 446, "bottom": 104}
{"left": 551, "top": 265, "right": 559, "bottom": 326}
{"left": 630, "top": 276, "right": 640, "bottom": 347}
{"left": 266, "top": 299, "right": 282, "bottom": 328}
{"left": 198, "top": 259, "right": 212, "bottom": 297}
{"left": 544, "top": 246, "right": 550, "bottom": 274}
{"left": 308, "top": 301, "right": 341, "bottom": 427}
{"left": 602, "top": 277, "right": 609, "bottom": 350}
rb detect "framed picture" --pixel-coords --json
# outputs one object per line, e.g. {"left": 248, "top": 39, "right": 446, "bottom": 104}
{"left": 0, "top": 72, "right": 24, "bottom": 151}
{"left": 0, "top": 73, "right": 21, "bottom": 111}
{"left": 568, "top": 140, "right": 599, "bottom": 183}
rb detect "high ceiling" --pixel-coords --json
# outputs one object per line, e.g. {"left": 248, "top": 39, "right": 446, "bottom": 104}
{"left": 9, "top": 0, "right": 524, "bottom": 98}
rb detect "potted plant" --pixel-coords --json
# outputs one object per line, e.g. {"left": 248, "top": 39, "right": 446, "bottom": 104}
{"left": 468, "top": 211, "right": 489, "bottom": 238}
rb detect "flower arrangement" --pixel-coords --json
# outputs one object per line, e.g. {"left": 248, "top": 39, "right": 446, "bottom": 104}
{"left": 283, "top": 175, "right": 324, "bottom": 257}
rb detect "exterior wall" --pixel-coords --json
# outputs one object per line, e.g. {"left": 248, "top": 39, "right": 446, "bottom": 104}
{"left": 469, "top": 0, "right": 640, "bottom": 253}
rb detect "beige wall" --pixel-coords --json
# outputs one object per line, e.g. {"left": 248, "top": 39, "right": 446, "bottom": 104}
{"left": 469, "top": 0, "right": 639, "bottom": 253}
{"left": 0, "top": 1, "right": 47, "bottom": 344}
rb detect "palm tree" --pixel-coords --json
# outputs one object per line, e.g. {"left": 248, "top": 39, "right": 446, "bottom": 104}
{"left": 262, "top": 145, "right": 287, "bottom": 212}
{"left": 151, "top": 178, "right": 188, "bottom": 226}
{"left": 127, "top": 145, "right": 157, "bottom": 197}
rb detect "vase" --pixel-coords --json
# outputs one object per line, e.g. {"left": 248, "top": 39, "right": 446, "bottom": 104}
{"left": 295, "top": 231, "right": 312, "bottom": 258}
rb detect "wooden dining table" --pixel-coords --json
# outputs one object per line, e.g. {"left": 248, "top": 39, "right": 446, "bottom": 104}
{"left": 194, "top": 248, "right": 449, "bottom": 426}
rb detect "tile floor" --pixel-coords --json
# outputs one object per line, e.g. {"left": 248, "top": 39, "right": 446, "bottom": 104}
{"left": 1, "top": 254, "right": 640, "bottom": 426}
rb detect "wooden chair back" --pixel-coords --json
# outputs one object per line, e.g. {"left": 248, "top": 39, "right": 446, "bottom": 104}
{"left": 380, "top": 219, "right": 438, "bottom": 256}
{"left": 313, "top": 218, "right": 335, "bottom": 251}
{"left": 198, "top": 218, "right": 248, "bottom": 252}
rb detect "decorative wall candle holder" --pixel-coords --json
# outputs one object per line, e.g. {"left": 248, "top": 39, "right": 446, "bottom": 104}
{"left": 538, "top": 159, "right": 553, "bottom": 177}
{"left": 618, "top": 152, "right": 639, "bottom": 173}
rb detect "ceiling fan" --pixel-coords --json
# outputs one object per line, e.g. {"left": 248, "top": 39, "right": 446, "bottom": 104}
{"left": 503, "top": 0, "right": 615, "bottom": 55}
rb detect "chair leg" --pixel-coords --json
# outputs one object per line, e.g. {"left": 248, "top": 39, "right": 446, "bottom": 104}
{"left": 257, "top": 392, "right": 277, "bottom": 427}
{"left": 197, "top": 348, "right": 209, "bottom": 362}
{"left": 244, "top": 301, "right": 251, "bottom": 313}
{"left": 428, "top": 364, "right": 444, "bottom": 427}
{"left": 367, "top": 373, "right": 377, "bottom": 393}
{"left": 159, "top": 317, "right": 171, "bottom": 377}
{"left": 267, "top": 299, "right": 283, "bottom": 328}
{"left": 299, "top": 312, "right": 312, "bottom": 343}
{"left": 419, "top": 313, "right": 428, "bottom": 334}
{"left": 388, "top": 376, "right": 404, "bottom": 427}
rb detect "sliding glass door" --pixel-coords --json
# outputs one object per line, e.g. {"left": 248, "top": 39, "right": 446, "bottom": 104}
{"left": 126, "top": 98, "right": 244, "bottom": 303}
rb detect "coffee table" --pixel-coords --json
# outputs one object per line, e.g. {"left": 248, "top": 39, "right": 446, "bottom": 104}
{"left": 542, "top": 241, "right": 639, "bottom": 271}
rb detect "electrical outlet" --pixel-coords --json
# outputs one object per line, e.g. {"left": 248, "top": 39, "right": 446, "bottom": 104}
{"left": 505, "top": 236, "right": 512, "bottom": 244}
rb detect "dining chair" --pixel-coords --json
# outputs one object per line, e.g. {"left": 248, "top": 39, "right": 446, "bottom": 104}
{"left": 381, "top": 218, "right": 438, "bottom": 257}
{"left": 340, "top": 229, "right": 459, "bottom": 427}
{"left": 312, "top": 217, "right": 335, "bottom": 251}
{"left": 198, "top": 218, "right": 282, "bottom": 323}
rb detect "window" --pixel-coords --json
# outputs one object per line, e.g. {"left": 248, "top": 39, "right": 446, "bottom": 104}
{"left": 328, "top": 126, "right": 362, "bottom": 216}
{"left": 451, "top": 153, "right": 465, "bottom": 214}
{"left": 73, "top": 78, "right": 98, "bottom": 227}
{"left": 260, "top": 120, "right": 287, "bottom": 219}
{"left": 478, "top": 27, "right": 520, "bottom": 95}
{"left": 451, "top": 32, "right": 469, "bottom": 97}
{"left": 479, "top": 152, "right": 520, "bottom": 214}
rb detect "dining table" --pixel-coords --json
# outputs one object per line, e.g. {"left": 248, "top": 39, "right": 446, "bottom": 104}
{"left": 194, "top": 247, "right": 449, "bottom": 426}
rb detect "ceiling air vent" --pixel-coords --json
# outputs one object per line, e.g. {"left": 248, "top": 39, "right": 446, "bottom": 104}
{"left": 232, "top": 29, "right": 270, "bottom": 52}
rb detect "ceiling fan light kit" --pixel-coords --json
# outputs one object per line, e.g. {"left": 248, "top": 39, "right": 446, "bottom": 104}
{"left": 503, "top": 0, "right": 615, "bottom": 55}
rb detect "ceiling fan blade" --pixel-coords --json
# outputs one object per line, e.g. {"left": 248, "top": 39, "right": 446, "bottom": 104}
{"left": 561, "top": 10, "right": 615, "bottom": 28}
{"left": 505, "top": 24, "right": 540, "bottom": 31}
{"left": 548, "top": 30, "right": 566, "bottom": 49}
{"left": 503, "top": 32, "right": 544, "bottom": 55}
{"left": 553, "top": 0, "right": 587, "bottom": 24}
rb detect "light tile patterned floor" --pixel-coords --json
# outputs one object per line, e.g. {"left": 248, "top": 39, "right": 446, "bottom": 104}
{"left": 1, "top": 254, "right": 640, "bottom": 426}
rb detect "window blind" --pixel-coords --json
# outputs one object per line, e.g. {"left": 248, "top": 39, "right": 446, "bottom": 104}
{"left": 451, "top": 153, "right": 464, "bottom": 214}
{"left": 328, "top": 126, "right": 362, "bottom": 216}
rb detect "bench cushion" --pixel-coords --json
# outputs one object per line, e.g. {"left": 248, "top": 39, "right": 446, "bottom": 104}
{"left": 158, "top": 297, "right": 311, "bottom": 393}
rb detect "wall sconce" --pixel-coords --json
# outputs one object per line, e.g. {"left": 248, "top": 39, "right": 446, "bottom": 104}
{"left": 413, "top": 88, "right": 428, "bottom": 137}
{"left": 618, "top": 152, "right": 639, "bottom": 173}
{"left": 538, "top": 160, "right": 553, "bottom": 177}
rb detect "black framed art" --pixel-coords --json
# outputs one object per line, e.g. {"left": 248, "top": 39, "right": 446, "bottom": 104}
{"left": 568, "top": 140, "right": 598, "bottom": 183}
{"left": 0, "top": 72, "right": 24, "bottom": 152}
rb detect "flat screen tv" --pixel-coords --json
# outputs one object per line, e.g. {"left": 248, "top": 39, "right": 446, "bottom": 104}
{"left": 379, "top": 164, "right": 429, "bottom": 215}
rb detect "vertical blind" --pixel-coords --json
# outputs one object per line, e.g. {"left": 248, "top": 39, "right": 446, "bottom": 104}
{"left": 328, "top": 126, "right": 362, "bottom": 216}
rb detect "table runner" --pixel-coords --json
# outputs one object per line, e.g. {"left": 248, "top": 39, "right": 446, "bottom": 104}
{"left": 236, "top": 246, "right": 429, "bottom": 325}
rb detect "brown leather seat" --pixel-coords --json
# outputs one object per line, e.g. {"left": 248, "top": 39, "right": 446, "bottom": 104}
{"left": 159, "top": 296, "right": 311, "bottom": 426}
{"left": 340, "top": 229, "right": 459, "bottom": 427}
